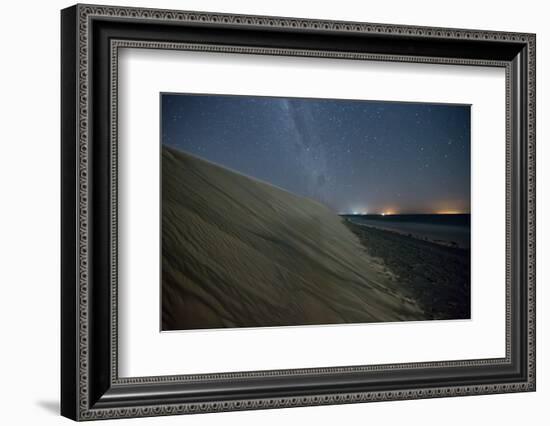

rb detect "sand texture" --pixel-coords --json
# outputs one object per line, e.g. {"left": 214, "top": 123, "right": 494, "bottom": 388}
{"left": 162, "top": 146, "right": 425, "bottom": 330}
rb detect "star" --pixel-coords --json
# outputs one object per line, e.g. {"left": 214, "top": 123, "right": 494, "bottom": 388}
{"left": 162, "top": 94, "right": 470, "bottom": 214}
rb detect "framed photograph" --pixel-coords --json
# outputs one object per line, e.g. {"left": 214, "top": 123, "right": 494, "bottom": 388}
{"left": 61, "top": 4, "right": 536, "bottom": 421}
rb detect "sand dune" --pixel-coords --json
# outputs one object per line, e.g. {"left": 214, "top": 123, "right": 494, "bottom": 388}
{"left": 162, "top": 146, "right": 424, "bottom": 330}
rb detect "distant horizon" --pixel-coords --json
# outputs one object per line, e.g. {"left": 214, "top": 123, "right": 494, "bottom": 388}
{"left": 164, "top": 144, "right": 470, "bottom": 217}
{"left": 339, "top": 212, "right": 471, "bottom": 216}
{"left": 162, "top": 93, "right": 471, "bottom": 214}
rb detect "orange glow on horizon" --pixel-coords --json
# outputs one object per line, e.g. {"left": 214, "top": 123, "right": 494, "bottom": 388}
{"left": 436, "top": 210, "right": 464, "bottom": 215}
{"left": 375, "top": 209, "right": 467, "bottom": 215}
{"left": 363, "top": 208, "right": 468, "bottom": 216}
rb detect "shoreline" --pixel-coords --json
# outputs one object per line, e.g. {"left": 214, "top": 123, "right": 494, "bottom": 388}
{"left": 348, "top": 220, "right": 468, "bottom": 249}
{"left": 342, "top": 214, "right": 470, "bottom": 249}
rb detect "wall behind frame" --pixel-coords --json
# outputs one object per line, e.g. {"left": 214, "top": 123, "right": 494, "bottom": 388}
{"left": 0, "top": 0, "right": 546, "bottom": 425}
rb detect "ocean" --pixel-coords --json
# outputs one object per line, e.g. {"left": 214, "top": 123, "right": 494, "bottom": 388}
{"left": 341, "top": 214, "right": 471, "bottom": 249}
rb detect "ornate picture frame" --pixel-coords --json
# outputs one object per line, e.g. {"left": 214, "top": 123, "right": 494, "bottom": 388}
{"left": 61, "top": 4, "right": 535, "bottom": 421}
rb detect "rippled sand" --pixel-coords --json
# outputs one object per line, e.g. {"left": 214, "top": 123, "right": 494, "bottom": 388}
{"left": 161, "top": 146, "right": 424, "bottom": 331}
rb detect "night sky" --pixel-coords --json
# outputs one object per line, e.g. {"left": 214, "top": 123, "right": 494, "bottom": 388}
{"left": 162, "top": 94, "right": 470, "bottom": 215}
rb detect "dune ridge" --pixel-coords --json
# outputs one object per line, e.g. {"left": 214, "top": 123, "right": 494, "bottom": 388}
{"left": 162, "top": 145, "right": 424, "bottom": 330}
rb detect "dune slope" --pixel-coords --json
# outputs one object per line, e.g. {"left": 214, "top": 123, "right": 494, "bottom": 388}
{"left": 162, "top": 146, "right": 424, "bottom": 330}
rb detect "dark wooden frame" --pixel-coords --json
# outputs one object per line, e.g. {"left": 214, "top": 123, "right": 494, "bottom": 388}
{"left": 61, "top": 4, "right": 536, "bottom": 421}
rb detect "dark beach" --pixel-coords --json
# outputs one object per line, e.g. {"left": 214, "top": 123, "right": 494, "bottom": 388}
{"left": 342, "top": 218, "right": 471, "bottom": 320}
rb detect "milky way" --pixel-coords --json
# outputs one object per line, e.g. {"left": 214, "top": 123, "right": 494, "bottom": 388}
{"left": 162, "top": 94, "right": 470, "bottom": 214}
